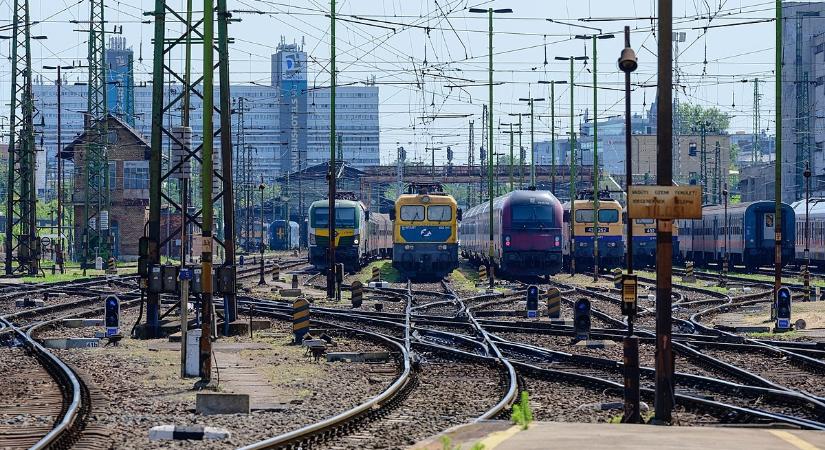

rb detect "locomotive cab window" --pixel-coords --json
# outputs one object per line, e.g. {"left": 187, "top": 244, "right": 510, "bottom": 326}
{"left": 427, "top": 205, "right": 452, "bottom": 221}
{"left": 576, "top": 209, "right": 619, "bottom": 223}
{"left": 312, "top": 207, "right": 357, "bottom": 228}
{"left": 512, "top": 205, "right": 554, "bottom": 227}
{"left": 400, "top": 205, "right": 425, "bottom": 221}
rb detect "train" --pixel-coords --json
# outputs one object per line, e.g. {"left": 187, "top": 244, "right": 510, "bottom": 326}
{"left": 460, "top": 189, "right": 564, "bottom": 277}
{"left": 268, "top": 220, "right": 300, "bottom": 250}
{"left": 629, "top": 218, "right": 680, "bottom": 268}
{"left": 391, "top": 183, "right": 460, "bottom": 280}
{"left": 562, "top": 192, "right": 625, "bottom": 271}
{"left": 677, "top": 201, "right": 795, "bottom": 269}
{"left": 791, "top": 198, "right": 825, "bottom": 264}
{"left": 307, "top": 197, "right": 392, "bottom": 270}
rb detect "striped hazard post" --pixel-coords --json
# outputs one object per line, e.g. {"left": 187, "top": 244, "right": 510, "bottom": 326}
{"left": 683, "top": 261, "right": 696, "bottom": 283}
{"left": 802, "top": 266, "right": 811, "bottom": 302}
{"left": 292, "top": 298, "right": 310, "bottom": 343}
{"left": 612, "top": 268, "right": 622, "bottom": 289}
{"left": 351, "top": 280, "right": 363, "bottom": 308}
{"left": 106, "top": 257, "right": 117, "bottom": 274}
{"left": 271, "top": 263, "right": 280, "bottom": 282}
{"left": 478, "top": 265, "right": 488, "bottom": 286}
{"left": 546, "top": 288, "right": 561, "bottom": 319}
{"left": 371, "top": 265, "right": 380, "bottom": 283}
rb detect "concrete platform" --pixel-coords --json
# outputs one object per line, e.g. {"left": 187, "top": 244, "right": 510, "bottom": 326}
{"left": 412, "top": 421, "right": 825, "bottom": 450}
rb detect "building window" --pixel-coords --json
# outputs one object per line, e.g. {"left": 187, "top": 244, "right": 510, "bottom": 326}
{"left": 123, "top": 160, "right": 149, "bottom": 189}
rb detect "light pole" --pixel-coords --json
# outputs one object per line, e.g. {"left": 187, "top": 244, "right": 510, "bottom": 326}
{"left": 618, "top": 26, "right": 637, "bottom": 276}
{"left": 719, "top": 182, "right": 730, "bottom": 286}
{"left": 258, "top": 180, "right": 266, "bottom": 285}
{"left": 538, "top": 79, "right": 567, "bottom": 193}
{"left": 470, "top": 6, "right": 513, "bottom": 289}
{"left": 518, "top": 96, "right": 545, "bottom": 188}
{"left": 575, "top": 32, "right": 614, "bottom": 282}
{"left": 327, "top": 0, "right": 338, "bottom": 300}
{"left": 554, "top": 54, "right": 588, "bottom": 275}
{"left": 805, "top": 163, "right": 811, "bottom": 300}
{"left": 500, "top": 122, "right": 519, "bottom": 192}
{"left": 43, "top": 63, "right": 77, "bottom": 273}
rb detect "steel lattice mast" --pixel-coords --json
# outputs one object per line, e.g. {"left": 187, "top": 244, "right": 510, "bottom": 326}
{"left": 146, "top": 0, "right": 236, "bottom": 340}
{"left": 82, "top": 0, "right": 110, "bottom": 267}
{"left": 4, "top": 0, "right": 39, "bottom": 275}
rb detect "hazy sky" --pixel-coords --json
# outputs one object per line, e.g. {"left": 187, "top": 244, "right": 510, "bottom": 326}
{"left": 0, "top": 0, "right": 794, "bottom": 164}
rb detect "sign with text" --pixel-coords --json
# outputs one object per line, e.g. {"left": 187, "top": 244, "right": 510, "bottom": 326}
{"left": 627, "top": 186, "right": 702, "bottom": 219}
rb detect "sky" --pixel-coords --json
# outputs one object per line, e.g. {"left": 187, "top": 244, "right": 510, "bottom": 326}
{"left": 0, "top": 0, "right": 798, "bottom": 165}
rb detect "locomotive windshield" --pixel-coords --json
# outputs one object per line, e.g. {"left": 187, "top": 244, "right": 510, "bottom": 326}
{"left": 400, "top": 205, "right": 425, "bottom": 221}
{"left": 511, "top": 205, "right": 555, "bottom": 227}
{"left": 312, "top": 207, "right": 356, "bottom": 228}
{"left": 576, "top": 209, "right": 619, "bottom": 223}
{"left": 427, "top": 205, "right": 452, "bottom": 221}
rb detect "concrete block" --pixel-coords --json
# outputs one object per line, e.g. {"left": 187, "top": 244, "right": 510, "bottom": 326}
{"left": 226, "top": 319, "right": 271, "bottom": 336}
{"left": 326, "top": 351, "right": 390, "bottom": 363}
{"left": 548, "top": 319, "right": 572, "bottom": 326}
{"left": 41, "top": 338, "right": 100, "bottom": 349}
{"left": 302, "top": 339, "right": 327, "bottom": 347}
{"left": 368, "top": 281, "right": 389, "bottom": 288}
{"left": 63, "top": 318, "right": 104, "bottom": 328}
{"left": 16, "top": 299, "right": 45, "bottom": 308}
{"left": 148, "top": 425, "right": 231, "bottom": 440}
{"left": 196, "top": 393, "right": 250, "bottom": 415}
{"left": 574, "top": 340, "right": 618, "bottom": 349}
{"left": 279, "top": 288, "right": 302, "bottom": 297}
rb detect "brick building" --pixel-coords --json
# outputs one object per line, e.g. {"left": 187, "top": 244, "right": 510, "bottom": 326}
{"left": 62, "top": 114, "right": 150, "bottom": 261}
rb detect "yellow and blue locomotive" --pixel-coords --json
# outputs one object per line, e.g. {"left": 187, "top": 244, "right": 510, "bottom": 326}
{"left": 391, "top": 183, "right": 460, "bottom": 280}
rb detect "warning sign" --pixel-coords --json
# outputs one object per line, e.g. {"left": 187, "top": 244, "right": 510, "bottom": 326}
{"left": 627, "top": 186, "right": 702, "bottom": 220}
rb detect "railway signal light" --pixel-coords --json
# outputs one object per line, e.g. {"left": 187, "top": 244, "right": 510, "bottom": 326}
{"left": 104, "top": 295, "right": 120, "bottom": 337}
{"left": 776, "top": 287, "right": 791, "bottom": 331}
{"left": 574, "top": 298, "right": 591, "bottom": 340}
{"left": 526, "top": 285, "right": 539, "bottom": 318}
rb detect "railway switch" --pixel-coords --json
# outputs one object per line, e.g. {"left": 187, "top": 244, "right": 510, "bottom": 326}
{"left": 776, "top": 287, "right": 792, "bottom": 331}
{"left": 574, "top": 298, "right": 592, "bottom": 340}
{"left": 526, "top": 285, "right": 539, "bottom": 318}
{"left": 104, "top": 295, "right": 120, "bottom": 337}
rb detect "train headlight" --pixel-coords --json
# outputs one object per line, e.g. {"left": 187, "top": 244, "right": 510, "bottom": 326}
{"left": 554, "top": 236, "right": 560, "bottom": 247}
{"left": 353, "top": 234, "right": 360, "bottom": 245}
{"left": 309, "top": 234, "right": 316, "bottom": 245}
{"left": 579, "top": 242, "right": 587, "bottom": 247}
{"left": 504, "top": 235, "right": 511, "bottom": 247}
{"left": 404, "top": 244, "right": 414, "bottom": 250}
{"left": 438, "top": 244, "right": 447, "bottom": 250}
{"left": 607, "top": 242, "right": 616, "bottom": 248}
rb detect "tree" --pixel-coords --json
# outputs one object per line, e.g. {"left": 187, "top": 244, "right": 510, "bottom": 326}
{"left": 677, "top": 103, "right": 730, "bottom": 134}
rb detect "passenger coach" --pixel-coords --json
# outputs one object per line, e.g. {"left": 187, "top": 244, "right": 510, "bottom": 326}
{"left": 678, "top": 201, "right": 795, "bottom": 269}
{"left": 461, "top": 189, "right": 563, "bottom": 277}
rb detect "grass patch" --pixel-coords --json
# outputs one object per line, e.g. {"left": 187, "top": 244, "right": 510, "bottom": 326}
{"left": 746, "top": 330, "right": 803, "bottom": 340}
{"left": 511, "top": 391, "right": 533, "bottom": 430}
{"left": 356, "top": 260, "right": 401, "bottom": 284}
{"left": 449, "top": 266, "right": 477, "bottom": 292}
